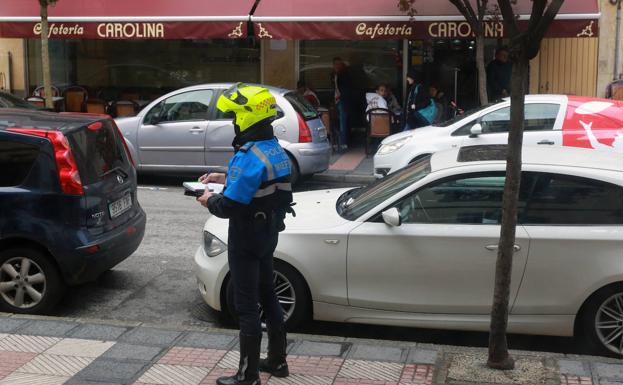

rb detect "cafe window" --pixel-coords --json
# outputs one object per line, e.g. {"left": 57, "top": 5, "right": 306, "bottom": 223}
{"left": 299, "top": 40, "right": 403, "bottom": 107}
{"left": 26, "top": 39, "right": 260, "bottom": 103}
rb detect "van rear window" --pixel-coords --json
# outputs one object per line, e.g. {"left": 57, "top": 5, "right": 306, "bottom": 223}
{"left": 67, "top": 120, "right": 126, "bottom": 185}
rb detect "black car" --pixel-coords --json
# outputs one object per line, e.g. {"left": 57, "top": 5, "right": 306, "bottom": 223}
{"left": 0, "top": 109, "right": 146, "bottom": 314}
{"left": 0, "top": 91, "right": 41, "bottom": 110}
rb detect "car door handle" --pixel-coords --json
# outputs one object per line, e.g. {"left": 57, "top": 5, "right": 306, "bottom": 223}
{"left": 189, "top": 127, "right": 205, "bottom": 133}
{"left": 485, "top": 244, "right": 521, "bottom": 252}
{"left": 537, "top": 139, "right": 555, "bottom": 145}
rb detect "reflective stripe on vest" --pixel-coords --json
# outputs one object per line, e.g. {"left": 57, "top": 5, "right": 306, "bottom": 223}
{"left": 254, "top": 182, "right": 292, "bottom": 198}
{"left": 250, "top": 145, "right": 276, "bottom": 180}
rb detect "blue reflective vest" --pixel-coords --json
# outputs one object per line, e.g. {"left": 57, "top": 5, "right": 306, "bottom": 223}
{"left": 224, "top": 138, "right": 291, "bottom": 205}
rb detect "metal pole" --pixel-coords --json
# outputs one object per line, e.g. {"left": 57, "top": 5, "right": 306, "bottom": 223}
{"left": 615, "top": 0, "right": 622, "bottom": 80}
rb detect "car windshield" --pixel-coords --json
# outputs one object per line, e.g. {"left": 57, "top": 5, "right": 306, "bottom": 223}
{"left": 285, "top": 92, "right": 318, "bottom": 120}
{"left": 432, "top": 104, "right": 495, "bottom": 127}
{"left": 337, "top": 156, "right": 432, "bottom": 220}
{"left": 0, "top": 92, "right": 38, "bottom": 110}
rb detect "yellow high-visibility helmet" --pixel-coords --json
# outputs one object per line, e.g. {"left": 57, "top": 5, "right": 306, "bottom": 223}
{"left": 216, "top": 83, "right": 277, "bottom": 134}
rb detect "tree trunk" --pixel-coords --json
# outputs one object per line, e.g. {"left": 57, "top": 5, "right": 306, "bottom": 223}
{"left": 476, "top": 33, "right": 489, "bottom": 106}
{"left": 40, "top": 4, "right": 53, "bottom": 109}
{"left": 487, "top": 55, "right": 528, "bottom": 370}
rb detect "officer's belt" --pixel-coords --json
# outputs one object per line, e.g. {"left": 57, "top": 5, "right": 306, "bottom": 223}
{"left": 254, "top": 182, "right": 292, "bottom": 198}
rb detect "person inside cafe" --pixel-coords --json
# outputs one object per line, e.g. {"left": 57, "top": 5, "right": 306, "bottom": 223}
{"left": 404, "top": 69, "right": 437, "bottom": 130}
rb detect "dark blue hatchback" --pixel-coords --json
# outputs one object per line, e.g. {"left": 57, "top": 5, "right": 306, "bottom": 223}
{"left": 0, "top": 109, "right": 146, "bottom": 314}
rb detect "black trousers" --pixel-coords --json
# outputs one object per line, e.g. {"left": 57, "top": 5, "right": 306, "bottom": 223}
{"left": 227, "top": 223, "right": 284, "bottom": 336}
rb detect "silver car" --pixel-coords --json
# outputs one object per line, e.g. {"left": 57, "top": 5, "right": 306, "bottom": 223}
{"left": 115, "top": 83, "right": 331, "bottom": 183}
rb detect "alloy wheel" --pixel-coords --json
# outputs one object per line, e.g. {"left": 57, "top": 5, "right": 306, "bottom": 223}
{"left": 0, "top": 257, "right": 47, "bottom": 309}
{"left": 595, "top": 292, "right": 623, "bottom": 354}
{"left": 260, "top": 270, "right": 296, "bottom": 325}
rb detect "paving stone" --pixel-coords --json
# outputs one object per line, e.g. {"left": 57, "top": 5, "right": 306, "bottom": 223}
{"left": 74, "top": 359, "right": 146, "bottom": 382}
{"left": 559, "top": 359, "right": 590, "bottom": 376}
{"left": 102, "top": 343, "right": 163, "bottom": 362}
{"left": 348, "top": 344, "right": 405, "bottom": 362}
{"left": 268, "top": 373, "right": 333, "bottom": 384}
{"left": 291, "top": 341, "right": 345, "bottom": 357}
{"left": 0, "top": 318, "right": 28, "bottom": 333}
{"left": 44, "top": 338, "right": 114, "bottom": 358}
{"left": 64, "top": 379, "right": 123, "bottom": 385}
{"left": 176, "top": 331, "right": 235, "bottom": 349}
{"left": 0, "top": 372, "right": 68, "bottom": 385}
{"left": 600, "top": 381, "right": 623, "bottom": 385}
{"left": 18, "top": 320, "right": 79, "bottom": 337}
{"left": 0, "top": 335, "right": 60, "bottom": 353}
{"left": 407, "top": 348, "right": 438, "bottom": 364}
{"left": 137, "top": 363, "right": 209, "bottom": 385}
{"left": 337, "top": 359, "right": 403, "bottom": 381}
{"left": 118, "top": 327, "right": 181, "bottom": 346}
{"left": 69, "top": 324, "right": 128, "bottom": 341}
{"left": 17, "top": 354, "right": 93, "bottom": 376}
{"left": 158, "top": 347, "right": 226, "bottom": 368}
{"left": 595, "top": 363, "right": 623, "bottom": 379}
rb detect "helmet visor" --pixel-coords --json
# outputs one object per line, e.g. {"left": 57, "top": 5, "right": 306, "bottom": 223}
{"left": 223, "top": 82, "right": 249, "bottom": 105}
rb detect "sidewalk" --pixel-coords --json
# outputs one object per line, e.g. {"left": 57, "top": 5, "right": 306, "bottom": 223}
{"left": 0, "top": 314, "right": 622, "bottom": 384}
{"left": 313, "top": 147, "right": 376, "bottom": 184}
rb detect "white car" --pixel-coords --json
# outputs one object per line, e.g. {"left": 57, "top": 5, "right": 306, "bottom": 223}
{"left": 373, "top": 95, "right": 623, "bottom": 178}
{"left": 195, "top": 145, "right": 623, "bottom": 356}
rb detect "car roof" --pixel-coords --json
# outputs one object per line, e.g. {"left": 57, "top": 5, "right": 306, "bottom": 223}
{"left": 431, "top": 145, "right": 623, "bottom": 174}
{"left": 167, "top": 83, "right": 291, "bottom": 96}
{"left": 0, "top": 109, "right": 106, "bottom": 132}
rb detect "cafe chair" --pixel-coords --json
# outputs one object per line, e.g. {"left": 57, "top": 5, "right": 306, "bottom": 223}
{"left": 119, "top": 91, "right": 140, "bottom": 102}
{"left": 110, "top": 100, "right": 139, "bottom": 118}
{"left": 606, "top": 80, "right": 623, "bottom": 101}
{"left": 63, "top": 86, "right": 88, "bottom": 112}
{"left": 366, "top": 108, "right": 393, "bottom": 155}
{"left": 83, "top": 99, "right": 108, "bottom": 115}
{"left": 33, "top": 85, "right": 60, "bottom": 98}
{"left": 317, "top": 107, "right": 334, "bottom": 147}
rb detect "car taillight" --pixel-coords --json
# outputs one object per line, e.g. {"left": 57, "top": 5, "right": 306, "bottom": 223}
{"left": 297, "top": 113, "right": 313, "bottom": 143}
{"left": 111, "top": 120, "right": 135, "bottom": 167}
{"left": 7, "top": 128, "right": 84, "bottom": 195}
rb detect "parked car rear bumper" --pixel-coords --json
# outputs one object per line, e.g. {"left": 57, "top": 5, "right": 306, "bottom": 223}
{"left": 287, "top": 140, "right": 331, "bottom": 175}
{"left": 55, "top": 208, "right": 147, "bottom": 285}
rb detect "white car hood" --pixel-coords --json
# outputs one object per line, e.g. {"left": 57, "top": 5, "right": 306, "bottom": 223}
{"left": 203, "top": 188, "right": 354, "bottom": 242}
{"left": 380, "top": 124, "right": 442, "bottom": 145}
{"left": 286, "top": 188, "right": 353, "bottom": 230}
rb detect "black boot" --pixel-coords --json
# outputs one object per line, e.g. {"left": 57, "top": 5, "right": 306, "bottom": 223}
{"left": 259, "top": 328, "right": 289, "bottom": 377}
{"left": 217, "top": 334, "right": 262, "bottom": 385}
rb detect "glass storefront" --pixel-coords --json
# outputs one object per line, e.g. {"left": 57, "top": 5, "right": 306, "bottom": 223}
{"left": 299, "top": 40, "right": 404, "bottom": 109}
{"left": 408, "top": 39, "right": 500, "bottom": 111}
{"left": 26, "top": 39, "right": 260, "bottom": 102}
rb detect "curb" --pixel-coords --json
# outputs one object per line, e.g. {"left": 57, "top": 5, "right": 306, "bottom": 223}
{"left": 312, "top": 172, "right": 376, "bottom": 184}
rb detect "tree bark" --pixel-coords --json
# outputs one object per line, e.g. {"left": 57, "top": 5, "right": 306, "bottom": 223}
{"left": 487, "top": 55, "right": 528, "bottom": 370}
{"left": 476, "top": 33, "right": 488, "bottom": 106}
{"left": 40, "top": 3, "right": 53, "bottom": 109}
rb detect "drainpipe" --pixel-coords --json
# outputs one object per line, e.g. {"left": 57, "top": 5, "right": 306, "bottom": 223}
{"left": 615, "top": 0, "right": 622, "bottom": 80}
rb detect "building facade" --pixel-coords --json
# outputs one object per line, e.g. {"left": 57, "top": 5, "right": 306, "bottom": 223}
{"left": 0, "top": 0, "right": 617, "bottom": 110}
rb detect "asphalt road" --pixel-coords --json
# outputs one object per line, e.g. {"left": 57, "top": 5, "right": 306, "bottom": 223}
{"left": 54, "top": 175, "right": 581, "bottom": 355}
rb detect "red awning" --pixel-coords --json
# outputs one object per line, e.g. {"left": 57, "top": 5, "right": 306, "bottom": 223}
{"left": 0, "top": 0, "right": 255, "bottom": 39}
{"left": 251, "top": 0, "right": 600, "bottom": 40}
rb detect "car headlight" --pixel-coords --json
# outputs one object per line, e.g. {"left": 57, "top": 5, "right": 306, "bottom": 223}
{"left": 203, "top": 231, "right": 227, "bottom": 257}
{"left": 377, "top": 136, "right": 412, "bottom": 155}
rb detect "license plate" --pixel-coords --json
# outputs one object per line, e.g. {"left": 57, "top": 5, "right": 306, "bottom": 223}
{"left": 109, "top": 194, "right": 132, "bottom": 218}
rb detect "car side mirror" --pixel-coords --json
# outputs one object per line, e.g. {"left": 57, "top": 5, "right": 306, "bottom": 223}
{"left": 382, "top": 207, "right": 402, "bottom": 227}
{"left": 469, "top": 123, "right": 483, "bottom": 138}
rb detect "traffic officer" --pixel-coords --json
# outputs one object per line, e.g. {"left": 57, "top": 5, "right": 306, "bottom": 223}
{"left": 197, "top": 83, "right": 293, "bottom": 385}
